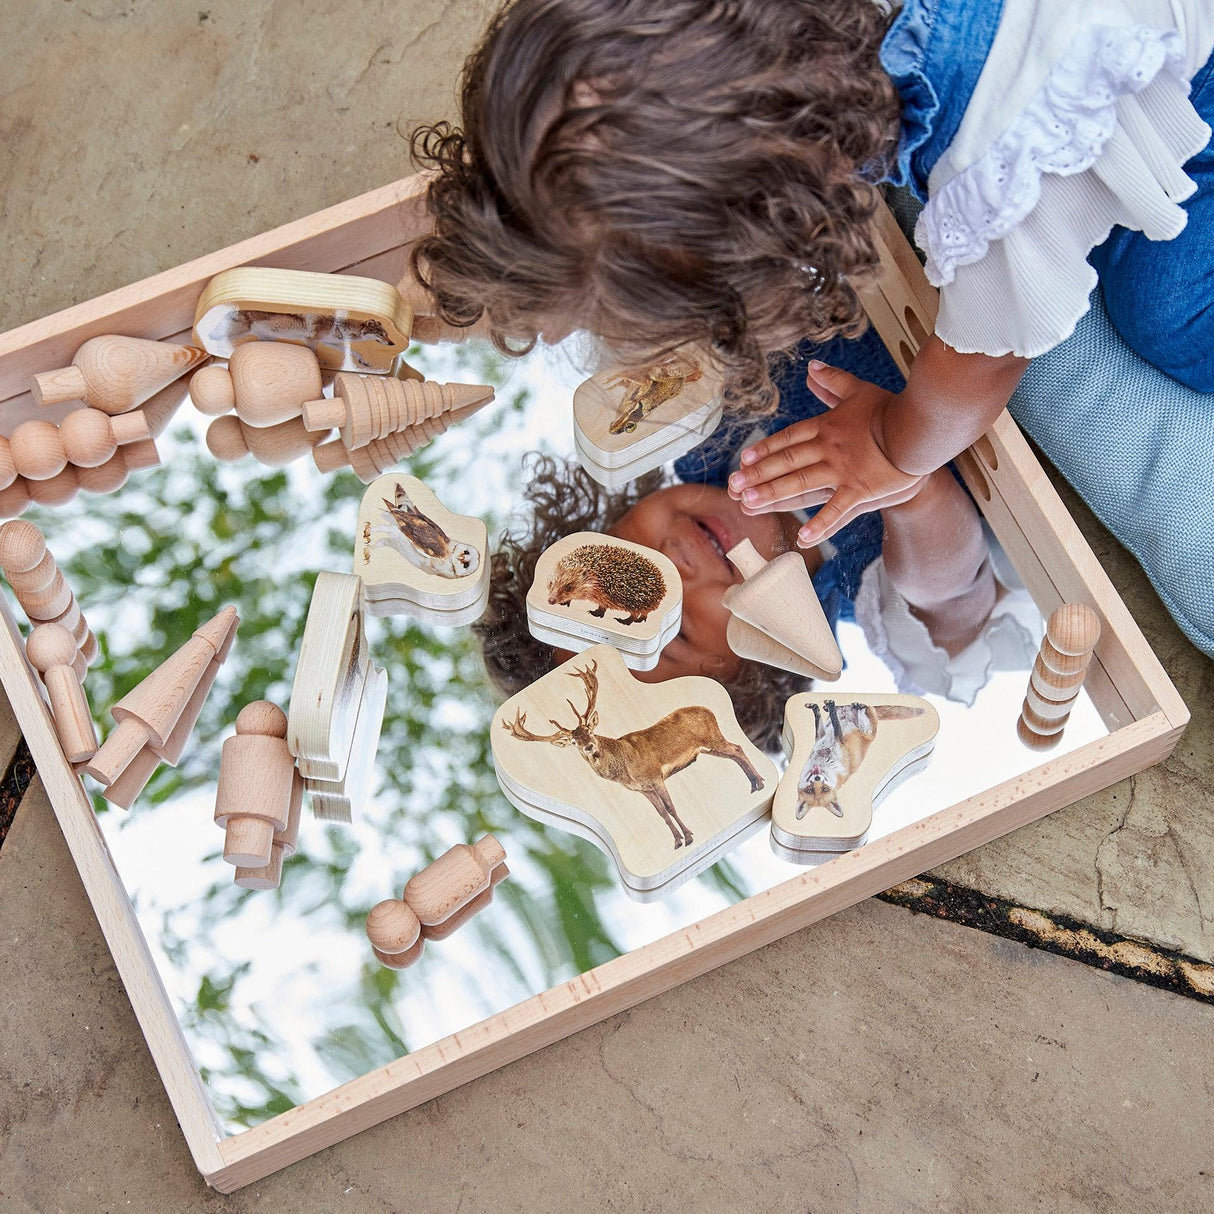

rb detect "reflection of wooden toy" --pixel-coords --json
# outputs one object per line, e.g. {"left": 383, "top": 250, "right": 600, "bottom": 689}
{"left": 394, "top": 273, "right": 473, "bottom": 344}
{"left": 26, "top": 468, "right": 80, "bottom": 507}
{"left": 722, "top": 539, "right": 841, "bottom": 681}
{"left": 403, "top": 836, "right": 506, "bottom": 928}
{"left": 302, "top": 374, "right": 494, "bottom": 450}
{"left": 526, "top": 532, "right": 681, "bottom": 671}
{"left": 573, "top": 349, "right": 723, "bottom": 491}
{"left": 32, "top": 335, "right": 207, "bottom": 414}
{"left": 74, "top": 435, "right": 160, "bottom": 498}
{"left": 193, "top": 267, "right": 414, "bottom": 374}
{"left": 59, "top": 409, "right": 152, "bottom": 468}
{"left": 366, "top": 898, "right": 424, "bottom": 969}
{"left": 205, "top": 413, "right": 328, "bottom": 468}
{"left": 26, "top": 623, "right": 98, "bottom": 763}
{"left": 771, "top": 694, "right": 939, "bottom": 861}
{"left": 188, "top": 341, "right": 323, "bottom": 426}
{"left": 725, "top": 616, "right": 821, "bottom": 680}
{"left": 355, "top": 475, "right": 489, "bottom": 627}
{"left": 493, "top": 645, "right": 775, "bottom": 901}
{"left": 420, "top": 862, "right": 509, "bottom": 941}
{"left": 305, "top": 662, "right": 386, "bottom": 822}
{"left": 0, "top": 479, "right": 31, "bottom": 517}
{"left": 213, "top": 701, "right": 295, "bottom": 867}
{"left": 1018, "top": 603, "right": 1101, "bottom": 749}
{"left": 84, "top": 605, "right": 239, "bottom": 787}
{"left": 235, "top": 767, "right": 304, "bottom": 890}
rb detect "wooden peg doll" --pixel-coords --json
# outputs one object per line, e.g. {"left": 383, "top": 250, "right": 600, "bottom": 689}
{"left": 234, "top": 769, "right": 304, "bottom": 890}
{"left": 420, "top": 862, "right": 509, "bottom": 941}
{"left": 189, "top": 341, "right": 323, "bottom": 426}
{"left": 59, "top": 408, "right": 152, "bottom": 468}
{"left": 402, "top": 835, "right": 507, "bottom": 928}
{"left": 32, "top": 335, "right": 207, "bottom": 415}
{"left": 213, "top": 701, "right": 295, "bottom": 868}
{"left": 26, "top": 623, "right": 97, "bottom": 763}
{"left": 366, "top": 898, "right": 424, "bottom": 969}
{"left": 205, "top": 413, "right": 327, "bottom": 468}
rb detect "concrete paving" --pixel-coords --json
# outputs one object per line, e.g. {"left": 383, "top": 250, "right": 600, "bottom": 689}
{"left": 2, "top": 0, "right": 1212, "bottom": 1207}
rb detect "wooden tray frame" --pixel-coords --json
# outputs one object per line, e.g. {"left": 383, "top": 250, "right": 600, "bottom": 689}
{"left": 0, "top": 176, "right": 1189, "bottom": 1192}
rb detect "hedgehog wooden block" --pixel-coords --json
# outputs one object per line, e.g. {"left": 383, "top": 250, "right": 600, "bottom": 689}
{"left": 492, "top": 645, "right": 775, "bottom": 901}
{"left": 193, "top": 267, "right": 415, "bottom": 374}
{"left": 573, "top": 349, "right": 724, "bottom": 491}
{"left": 526, "top": 533, "right": 682, "bottom": 671}
{"left": 354, "top": 474, "right": 489, "bottom": 627}
{"left": 771, "top": 694, "right": 939, "bottom": 862}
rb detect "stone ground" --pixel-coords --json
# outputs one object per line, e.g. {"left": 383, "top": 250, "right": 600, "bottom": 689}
{"left": 2, "top": 2, "right": 1212, "bottom": 1209}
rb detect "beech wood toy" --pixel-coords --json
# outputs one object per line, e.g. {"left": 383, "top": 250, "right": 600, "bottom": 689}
{"left": 573, "top": 349, "right": 724, "bottom": 491}
{"left": 366, "top": 898, "right": 424, "bottom": 969}
{"left": 492, "top": 644, "right": 775, "bottom": 901}
{"left": 526, "top": 532, "right": 681, "bottom": 671}
{"left": 305, "top": 662, "right": 386, "bottom": 823}
{"left": 771, "top": 694, "right": 939, "bottom": 861}
{"left": 84, "top": 605, "right": 238, "bottom": 787}
{"left": 32, "top": 335, "right": 207, "bottom": 415}
{"left": 722, "top": 539, "right": 842, "bottom": 681}
{"left": 188, "top": 341, "right": 323, "bottom": 426}
{"left": 302, "top": 374, "right": 494, "bottom": 450}
{"left": 213, "top": 701, "right": 295, "bottom": 867}
{"left": 420, "top": 862, "right": 509, "bottom": 941}
{"left": 58, "top": 409, "right": 152, "bottom": 468}
{"left": 725, "top": 616, "right": 822, "bottom": 681}
{"left": 0, "top": 479, "right": 30, "bottom": 518}
{"left": 235, "top": 768, "right": 304, "bottom": 890}
{"left": 1018, "top": 603, "right": 1101, "bottom": 749}
{"left": 394, "top": 273, "right": 474, "bottom": 345}
{"left": 205, "top": 413, "right": 328, "bottom": 468}
{"left": 355, "top": 475, "right": 489, "bottom": 627}
{"left": 193, "top": 267, "right": 415, "bottom": 374}
{"left": 26, "top": 623, "right": 98, "bottom": 763}
{"left": 403, "top": 835, "right": 507, "bottom": 928}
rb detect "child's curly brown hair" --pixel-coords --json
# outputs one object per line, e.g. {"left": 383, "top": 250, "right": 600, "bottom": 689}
{"left": 474, "top": 454, "right": 812, "bottom": 752}
{"left": 410, "top": 0, "right": 900, "bottom": 414}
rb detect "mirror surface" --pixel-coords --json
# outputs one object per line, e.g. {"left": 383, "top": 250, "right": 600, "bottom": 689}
{"left": 21, "top": 338, "right": 1107, "bottom": 1133}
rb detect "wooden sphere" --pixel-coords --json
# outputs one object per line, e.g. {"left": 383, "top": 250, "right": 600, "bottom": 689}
{"left": 26, "top": 467, "right": 79, "bottom": 507}
{"left": 75, "top": 453, "right": 128, "bottom": 495}
{"left": 26, "top": 622, "right": 78, "bottom": 672}
{"left": 0, "top": 436, "right": 15, "bottom": 490}
{"left": 0, "top": 479, "right": 31, "bottom": 518}
{"left": 1046, "top": 604, "right": 1100, "bottom": 657}
{"left": 372, "top": 938, "right": 425, "bottom": 969}
{"left": 366, "top": 899, "right": 422, "bottom": 955}
{"left": 235, "top": 699, "right": 288, "bottom": 738}
{"left": 7, "top": 549, "right": 56, "bottom": 592}
{"left": 10, "top": 420, "right": 67, "bottom": 480}
{"left": 59, "top": 408, "right": 147, "bottom": 467}
{"left": 190, "top": 364, "right": 236, "bottom": 416}
{"left": 0, "top": 519, "right": 47, "bottom": 572}
{"left": 1017, "top": 715, "right": 1058, "bottom": 752}
{"left": 229, "top": 342, "right": 321, "bottom": 426}
{"left": 206, "top": 415, "right": 249, "bottom": 462}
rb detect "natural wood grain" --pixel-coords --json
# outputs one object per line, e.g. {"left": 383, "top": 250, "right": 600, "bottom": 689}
{"left": 214, "top": 701, "right": 295, "bottom": 868}
{"left": 403, "top": 836, "right": 506, "bottom": 927}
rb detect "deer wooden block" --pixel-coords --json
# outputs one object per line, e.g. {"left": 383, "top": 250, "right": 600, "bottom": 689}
{"left": 189, "top": 341, "right": 323, "bottom": 427}
{"left": 492, "top": 645, "right": 775, "bottom": 901}
{"left": 573, "top": 349, "right": 723, "bottom": 492}
{"left": 355, "top": 475, "right": 489, "bottom": 627}
{"left": 771, "top": 694, "right": 939, "bottom": 861}
{"left": 526, "top": 532, "right": 682, "bottom": 671}
{"left": 193, "top": 267, "right": 415, "bottom": 374}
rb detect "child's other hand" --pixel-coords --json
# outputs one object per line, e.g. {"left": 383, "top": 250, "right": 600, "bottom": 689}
{"left": 727, "top": 361, "right": 921, "bottom": 545}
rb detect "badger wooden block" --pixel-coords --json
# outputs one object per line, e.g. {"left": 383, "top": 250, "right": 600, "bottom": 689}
{"left": 84, "top": 604, "right": 238, "bottom": 786}
{"left": 771, "top": 694, "right": 939, "bottom": 860}
{"left": 26, "top": 623, "right": 98, "bottom": 763}
{"left": 235, "top": 769, "right": 305, "bottom": 890}
{"left": 493, "top": 645, "right": 776, "bottom": 899}
{"left": 402, "top": 836, "right": 507, "bottom": 928}
{"left": 526, "top": 532, "right": 681, "bottom": 670}
{"left": 214, "top": 701, "right": 295, "bottom": 867}
{"left": 193, "top": 267, "right": 415, "bottom": 374}
{"left": 206, "top": 413, "right": 327, "bottom": 468}
{"left": 59, "top": 408, "right": 152, "bottom": 468}
{"left": 189, "top": 341, "right": 323, "bottom": 427}
{"left": 32, "top": 335, "right": 207, "bottom": 414}
{"left": 302, "top": 374, "right": 494, "bottom": 449}
{"left": 722, "top": 539, "right": 841, "bottom": 681}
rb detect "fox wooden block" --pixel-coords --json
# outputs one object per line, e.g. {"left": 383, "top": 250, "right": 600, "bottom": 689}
{"left": 355, "top": 475, "right": 489, "bottom": 627}
{"left": 526, "top": 532, "right": 682, "bottom": 671}
{"left": 573, "top": 349, "right": 723, "bottom": 492}
{"left": 193, "top": 267, "right": 414, "bottom": 375}
{"left": 771, "top": 694, "right": 939, "bottom": 861}
{"left": 492, "top": 645, "right": 775, "bottom": 901}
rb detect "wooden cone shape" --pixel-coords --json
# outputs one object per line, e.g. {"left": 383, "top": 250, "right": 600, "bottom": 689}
{"left": 154, "top": 605, "right": 239, "bottom": 763}
{"left": 33, "top": 336, "right": 207, "bottom": 414}
{"left": 722, "top": 540, "right": 842, "bottom": 681}
{"left": 725, "top": 616, "right": 825, "bottom": 680}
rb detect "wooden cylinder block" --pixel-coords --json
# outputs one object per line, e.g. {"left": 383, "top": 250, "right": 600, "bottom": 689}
{"left": 403, "top": 835, "right": 506, "bottom": 927}
{"left": 214, "top": 700, "right": 295, "bottom": 867}
{"left": 60, "top": 407, "right": 152, "bottom": 468}
{"left": 121, "top": 437, "right": 161, "bottom": 472}
{"left": 234, "top": 769, "right": 304, "bottom": 890}
{"left": 228, "top": 342, "right": 323, "bottom": 427}
{"left": 26, "top": 467, "right": 80, "bottom": 507}
{"left": 10, "top": 420, "right": 67, "bottom": 480}
{"left": 421, "top": 863, "right": 509, "bottom": 941}
{"left": 27, "top": 623, "right": 97, "bottom": 763}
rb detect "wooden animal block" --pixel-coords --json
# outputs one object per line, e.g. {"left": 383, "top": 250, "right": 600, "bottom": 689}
{"left": 526, "top": 532, "right": 682, "bottom": 671}
{"left": 193, "top": 267, "right": 414, "bottom": 374}
{"left": 304, "top": 662, "right": 386, "bottom": 822}
{"left": 771, "top": 694, "right": 939, "bottom": 861}
{"left": 723, "top": 540, "right": 842, "bottom": 681}
{"left": 492, "top": 645, "right": 775, "bottom": 900}
{"left": 189, "top": 341, "right": 323, "bottom": 427}
{"left": 32, "top": 335, "right": 207, "bottom": 415}
{"left": 1018, "top": 603, "right": 1101, "bottom": 750}
{"left": 287, "top": 572, "right": 370, "bottom": 781}
{"left": 26, "top": 623, "right": 97, "bottom": 763}
{"left": 573, "top": 349, "right": 724, "bottom": 491}
{"left": 354, "top": 475, "right": 489, "bottom": 627}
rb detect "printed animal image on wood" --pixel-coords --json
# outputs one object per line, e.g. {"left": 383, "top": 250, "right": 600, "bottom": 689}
{"left": 526, "top": 533, "right": 681, "bottom": 670}
{"left": 573, "top": 347, "right": 724, "bottom": 491}
{"left": 772, "top": 694, "right": 939, "bottom": 860}
{"left": 355, "top": 474, "right": 489, "bottom": 626}
{"left": 492, "top": 645, "right": 775, "bottom": 898}
{"left": 193, "top": 267, "right": 415, "bottom": 374}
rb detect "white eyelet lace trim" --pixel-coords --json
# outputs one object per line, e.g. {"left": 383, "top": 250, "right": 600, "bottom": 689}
{"left": 915, "top": 22, "right": 1186, "bottom": 286}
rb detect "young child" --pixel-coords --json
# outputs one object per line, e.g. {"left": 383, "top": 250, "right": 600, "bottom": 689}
{"left": 413, "top": 1, "right": 1213, "bottom": 570}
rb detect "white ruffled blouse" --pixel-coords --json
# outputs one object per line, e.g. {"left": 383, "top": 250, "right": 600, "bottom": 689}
{"left": 915, "top": 0, "right": 1214, "bottom": 359}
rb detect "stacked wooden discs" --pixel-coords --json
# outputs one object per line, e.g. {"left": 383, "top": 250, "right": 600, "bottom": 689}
{"left": 1018, "top": 603, "right": 1102, "bottom": 750}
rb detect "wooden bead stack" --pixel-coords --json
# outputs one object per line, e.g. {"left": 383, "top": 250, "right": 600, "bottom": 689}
{"left": 26, "top": 623, "right": 98, "bottom": 764}
{"left": 1018, "top": 603, "right": 1102, "bottom": 750}
{"left": 366, "top": 836, "right": 509, "bottom": 969}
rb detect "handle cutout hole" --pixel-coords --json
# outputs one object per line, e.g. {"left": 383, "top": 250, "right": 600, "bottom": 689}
{"left": 972, "top": 433, "right": 999, "bottom": 471}
{"left": 903, "top": 306, "right": 929, "bottom": 349}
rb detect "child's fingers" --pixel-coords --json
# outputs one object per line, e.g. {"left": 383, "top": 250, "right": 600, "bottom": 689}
{"left": 805, "top": 360, "right": 860, "bottom": 409}
{"left": 795, "top": 488, "right": 863, "bottom": 546}
{"left": 737, "top": 458, "right": 831, "bottom": 511}
{"left": 737, "top": 419, "right": 818, "bottom": 468}
{"left": 741, "top": 489, "right": 832, "bottom": 515}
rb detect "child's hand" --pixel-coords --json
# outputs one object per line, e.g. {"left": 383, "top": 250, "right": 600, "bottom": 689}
{"left": 727, "top": 361, "right": 922, "bottom": 545}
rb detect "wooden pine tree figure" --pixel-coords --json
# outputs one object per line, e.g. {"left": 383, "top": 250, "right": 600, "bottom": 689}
{"left": 213, "top": 701, "right": 295, "bottom": 867}
{"left": 32, "top": 335, "right": 207, "bottom": 415}
{"left": 1018, "top": 603, "right": 1101, "bottom": 750}
{"left": 26, "top": 623, "right": 97, "bottom": 763}
{"left": 188, "top": 341, "right": 324, "bottom": 426}
{"left": 722, "top": 539, "right": 842, "bottom": 680}
{"left": 84, "top": 604, "right": 238, "bottom": 786}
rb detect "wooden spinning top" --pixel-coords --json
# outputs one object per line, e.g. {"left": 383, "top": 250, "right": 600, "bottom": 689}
{"left": 26, "top": 622, "right": 97, "bottom": 763}
{"left": 1018, "top": 603, "right": 1101, "bottom": 749}
{"left": 189, "top": 342, "right": 323, "bottom": 426}
{"left": 32, "top": 335, "right": 207, "bottom": 415}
